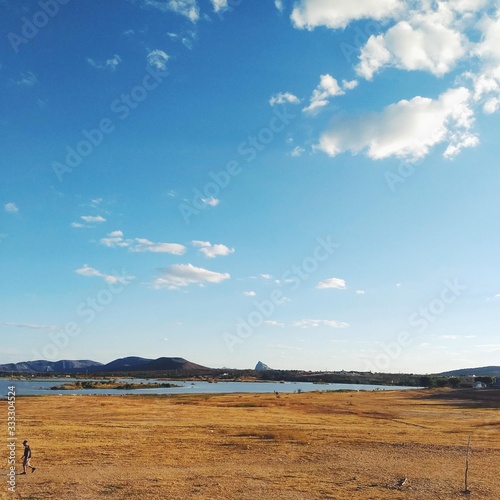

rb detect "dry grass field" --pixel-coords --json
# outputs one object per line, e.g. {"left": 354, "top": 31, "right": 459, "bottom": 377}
{"left": 3, "top": 388, "right": 500, "bottom": 499}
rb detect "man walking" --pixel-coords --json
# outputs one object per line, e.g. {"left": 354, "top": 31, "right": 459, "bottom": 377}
{"left": 20, "top": 440, "right": 36, "bottom": 474}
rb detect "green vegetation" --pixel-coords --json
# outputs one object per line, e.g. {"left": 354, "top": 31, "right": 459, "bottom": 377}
{"left": 50, "top": 380, "right": 180, "bottom": 391}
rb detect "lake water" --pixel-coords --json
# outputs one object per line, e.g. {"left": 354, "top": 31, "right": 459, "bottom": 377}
{"left": 0, "top": 378, "right": 419, "bottom": 397}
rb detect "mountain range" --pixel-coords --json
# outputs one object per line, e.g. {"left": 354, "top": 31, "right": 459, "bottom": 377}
{"left": 0, "top": 356, "right": 209, "bottom": 373}
{"left": 1, "top": 358, "right": 499, "bottom": 377}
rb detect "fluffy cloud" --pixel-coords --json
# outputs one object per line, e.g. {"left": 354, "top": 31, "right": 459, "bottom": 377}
{"left": 356, "top": 9, "right": 469, "bottom": 80}
{"left": 269, "top": 92, "right": 300, "bottom": 106}
{"left": 192, "top": 240, "right": 235, "bottom": 258}
{"left": 153, "top": 263, "right": 230, "bottom": 289}
{"left": 291, "top": 0, "right": 402, "bottom": 30}
{"left": 4, "top": 203, "right": 19, "bottom": 213}
{"left": 75, "top": 265, "right": 134, "bottom": 285}
{"left": 303, "top": 74, "right": 345, "bottom": 113}
{"left": 291, "top": 319, "right": 350, "bottom": 328}
{"left": 316, "top": 277, "right": 346, "bottom": 289}
{"left": 100, "top": 231, "right": 186, "bottom": 255}
{"left": 316, "top": 87, "right": 478, "bottom": 160}
{"left": 147, "top": 49, "right": 170, "bottom": 71}
{"left": 87, "top": 54, "right": 122, "bottom": 71}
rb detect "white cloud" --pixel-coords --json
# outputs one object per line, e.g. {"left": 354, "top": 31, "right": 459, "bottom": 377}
{"left": 342, "top": 79, "right": 358, "bottom": 90}
{"left": 356, "top": 290, "right": 366, "bottom": 295}
{"left": 71, "top": 215, "right": 106, "bottom": 228}
{"left": 269, "top": 92, "right": 300, "bottom": 106}
{"left": 291, "top": 0, "right": 402, "bottom": 30}
{"left": 75, "top": 265, "right": 134, "bottom": 285}
{"left": 147, "top": 49, "right": 170, "bottom": 71}
{"left": 243, "top": 291, "right": 256, "bottom": 297}
{"left": 81, "top": 215, "right": 106, "bottom": 223}
{"left": 87, "top": 54, "right": 122, "bottom": 71}
{"left": 192, "top": 240, "right": 235, "bottom": 258}
{"left": 303, "top": 74, "right": 344, "bottom": 113}
{"left": 210, "top": 0, "right": 228, "bottom": 12}
{"left": 100, "top": 230, "right": 129, "bottom": 247}
{"left": 356, "top": 9, "right": 469, "bottom": 80}
{"left": 153, "top": 263, "right": 230, "bottom": 289}
{"left": 274, "top": 0, "right": 284, "bottom": 12}
{"left": 316, "top": 277, "right": 346, "bottom": 289}
{"left": 132, "top": 238, "right": 187, "bottom": 255}
{"left": 100, "top": 231, "right": 186, "bottom": 255}
{"left": 261, "top": 273, "right": 272, "bottom": 280}
{"left": 4, "top": 203, "right": 19, "bottom": 214}
{"left": 291, "top": 319, "right": 349, "bottom": 329}
{"left": 142, "top": 0, "right": 199, "bottom": 22}
{"left": 317, "top": 87, "right": 478, "bottom": 161}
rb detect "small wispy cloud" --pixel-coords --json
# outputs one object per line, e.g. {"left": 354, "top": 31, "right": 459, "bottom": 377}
{"left": 100, "top": 231, "right": 186, "bottom": 255}
{"left": 264, "top": 320, "right": 285, "bottom": 327}
{"left": 269, "top": 92, "right": 300, "bottom": 106}
{"left": 291, "top": 146, "right": 305, "bottom": 157}
{"left": 243, "top": 291, "right": 256, "bottom": 297}
{"left": 291, "top": 319, "right": 349, "bottom": 329}
{"left": 147, "top": 49, "right": 170, "bottom": 71}
{"left": 140, "top": 0, "right": 199, "bottom": 22}
{"left": 75, "top": 265, "right": 134, "bottom": 285}
{"left": 210, "top": 0, "right": 228, "bottom": 13}
{"left": 316, "top": 277, "right": 346, "bottom": 290}
{"left": 70, "top": 215, "right": 106, "bottom": 228}
{"left": 4, "top": 203, "right": 19, "bottom": 214}
{"left": 0, "top": 322, "right": 61, "bottom": 332}
{"left": 192, "top": 240, "right": 235, "bottom": 258}
{"left": 16, "top": 71, "right": 37, "bottom": 87}
{"left": 87, "top": 54, "right": 122, "bottom": 71}
{"left": 152, "top": 263, "right": 230, "bottom": 290}
{"left": 303, "top": 74, "right": 344, "bottom": 114}
{"left": 202, "top": 197, "right": 220, "bottom": 207}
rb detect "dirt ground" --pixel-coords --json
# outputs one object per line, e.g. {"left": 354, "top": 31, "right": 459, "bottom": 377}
{"left": 2, "top": 388, "right": 500, "bottom": 499}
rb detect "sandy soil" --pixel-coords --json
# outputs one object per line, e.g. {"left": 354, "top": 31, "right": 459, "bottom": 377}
{"left": 2, "top": 388, "right": 500, "bottom": 499}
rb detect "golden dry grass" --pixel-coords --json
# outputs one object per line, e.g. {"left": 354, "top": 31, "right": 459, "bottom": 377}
{"left": 2, "top": 388, "right": 500, "bottom": 499}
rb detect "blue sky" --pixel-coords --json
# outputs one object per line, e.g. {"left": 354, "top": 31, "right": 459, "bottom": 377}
{"left": 1, "top": 0, "right": 500, "bottom": 373}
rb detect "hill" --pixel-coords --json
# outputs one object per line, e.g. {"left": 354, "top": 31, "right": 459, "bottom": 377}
{"left": 0, "top": 356, "right": 209, "bottom": 374}
{"left": 439, "top": 366, "right": 500, "bottom": 377}
{"left": 0, "top": 359, "right": 103, "bottom": 373}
